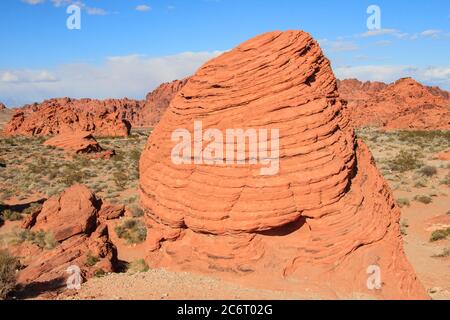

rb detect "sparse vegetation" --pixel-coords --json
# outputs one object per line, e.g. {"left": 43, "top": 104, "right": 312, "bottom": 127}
{"left": 400, "top": 219, "right": 409, "bottom": 236}
{"left": 419, "top": 165, "right": 437, "bottom": 177}
{"left": 432, "top": 248, "right": 450, "bottom": 258}
{"left": 115, "top": 219, "right": 147, "bottom": 244}
{"left": 13, "top": 229, "right": 58, "bottom": 250}
{"left": 85, "top": 253, "right": 100, "bottom": 267}
{"left": 396, "top": 198, "right": 410, "bottom": 208}
{"left": 388, "top": 150, "right": 423, "bottom": 173}
{"left": 127, "top": 259, "right": 149, "bottom": 274}
{"left": 430, "top": 228, "right": 450, "bottom": 242}
{"left": 413, "top": 195, "right": 433, "bottom": 205}
{"left": 2, "top": 209, "right": 22, "bottom": 221}
{"left": 93, "top": 269, "right": 106, "bottom": 278}
{"left": 0, "top": 250, "right": 19, "bottom": 300}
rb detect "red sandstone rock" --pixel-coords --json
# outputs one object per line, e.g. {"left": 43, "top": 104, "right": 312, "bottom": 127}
{"left": 139, "top": 30, "right": 427, "bottom": 299}
{"left": 2, "top": 98, "right": 133, "bottom": 137}
{"left": 43, "top": 131, "right": 115, "bottom": 159}
{"left": 98, "top": 203, "right": 125, "bottom": 221}
{"left": 44, "top": 131, "right": 103, "bottom": 153}
{"left": 138, "top": 79, "right": 188, "bottom": 127}
{"left": 11, "top": 185, "right": 117, "bottom": 287}
{"left": 338, "top": 78, "right": 450, "bottom": 130}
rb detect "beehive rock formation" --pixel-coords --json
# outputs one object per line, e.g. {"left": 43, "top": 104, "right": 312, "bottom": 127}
{"left": 9, "top": 185, "right": 118, "bottom": 289}
{"left": 43, "top": 131, "right": 115, "bottom": 159}
{"left": 139, "top": 31, "right": 427, "bottom": 299}
{"left": 338, "top": 78, "right": 450, "bottom": 130}
{"left": 3, "top": 98, "right": 133, "bottom": 137}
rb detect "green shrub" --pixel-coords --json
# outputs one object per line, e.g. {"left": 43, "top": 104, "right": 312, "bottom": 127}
{"left": 414, "top": 195, "right": 433, "bottom": 205}
{"left": 115, "top": 219, "right": 147, "bottom": 244}
{"left": 430, "top": 228, "right": 450, "bottom": 242}
{"left": 130, "top": 205, "right": 144, "bottom": 218}
{"left": 388, "top": 150, "right": 423, "bottom": 172}
{"left": 93, "top": 269, "right": 106, "bottom": 278}
{"left": 127, "top": 259, "right": 149, "bottom": 274}
{"left": 15, "top": 229, "right": 58, "bottom": 250}
{"left": 0, "top": 250, "right": 19, "bottom": 300}
{"left": 396, "top": 198, "right": 410, "bottom": 208}
{"left": 85, "top": 253, "right": 99, "bottom": 267}
{"left": 2, "top": 210, "right": 22, "bottom": 221}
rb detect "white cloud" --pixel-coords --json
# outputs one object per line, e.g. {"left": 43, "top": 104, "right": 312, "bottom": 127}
{"left": 360, "top": 28, "right": 400, "bottom": 38}
{"left": 0, "top": 51, "right": 223, "bottom": 107}
{"left": 334, "top": 65, "right": 450, "bottom": 88}
{"left": 420, "top": 29, "right": 442, "bottom": 39}
{"left": 86, "top": 7, "right": 107, "bottom": 15}
{"left": 22, "top": 0, "right": 45, "bottom": 4}
{"left": 136, "top": 5, "right": 151, "bottom": 12}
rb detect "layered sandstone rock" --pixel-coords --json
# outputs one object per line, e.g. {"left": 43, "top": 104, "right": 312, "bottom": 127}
{"left": 139, "top": 31, "right": 427, "bottom": 299}
{"left": 43, "top": 131, "right": 115, "bottom": 159}
{"left": 137, "top": 79, "right": 188, "bottom": 127}
{"left": 11, "top": 185, "right": 117, "bottom": 288}
{"left": 338, "top": 78, "right": 450, "bottom": 130}
{"left": 3, "top": 98, "right": 133, "bottom": 137}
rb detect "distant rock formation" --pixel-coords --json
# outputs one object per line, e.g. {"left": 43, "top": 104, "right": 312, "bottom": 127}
{"left": 2, "top": 80, "right": 188, "bottom": 137}
{"left": 3, "top": 98, "right": 133, "bottom": 137}
{"left": 10, "top": 185, "right": 118, "bottom": 288}
{"left": 338, "top": 78, "right": 450, "bottom": 130}
{"left": 134, "top": 79, "right": 189, "bottom": 127}
{"left": 0, "top": 102, "right": 6, "bottom": 110}
{"left": 43, "top": 131, "right": 115, "bottom": 159}
{"left": 139, "top": 31, "right": 427, "bottom": 299}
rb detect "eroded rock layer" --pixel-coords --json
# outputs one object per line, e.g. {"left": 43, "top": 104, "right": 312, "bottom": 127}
{"left": 10, "top": 185, "right": 118, "bottom": 288}
{"left": 3, "top": 98, "right": 133, "bottom": 137}
{"left": 338, "top": 78, "right": 450, "bottom": 130}
{"left": 139, "top": 31, "right": 426, "bottom": 299}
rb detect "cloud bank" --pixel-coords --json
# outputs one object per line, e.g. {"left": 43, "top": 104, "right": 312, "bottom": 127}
{"left": 0, "top": 51, "right": 222, "bottom": 107}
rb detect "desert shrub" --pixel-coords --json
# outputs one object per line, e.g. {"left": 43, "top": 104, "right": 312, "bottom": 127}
{"left": 413, "top": 179, "right": 427, "bottom": 188}
{"left": 127, "top": 259, "right": 149, "bottom": 274}
{"left": 93, "top": 269, "right": 106, "bottom": 278}
{"left": 414, "top": 195, "right": 433, "bottom": 205}
{"left": 0, "top": 250, "right": 19, "bottom": 300}
{"left": 115, "top": 219, "right": 147, "bottom": 244}
{"left": 396, "top": 198, "right": 410, "bottom": 208}
{"left": 2, "top": 210, "right": 22, "bottom": 221}
{"left": 419, "top": 166, "right": 437, "bottom": 177}
{"left": 430, "top": 228, "right": 450, "bottom": 242}
{"left": 129, "top": 149, "right": 141, "bottom": 162}
{"left": 441, "top": 173, "right": 450, "bottom": 187}
{"left": 432, "top": 248, "right": 450, "bottom": 258}
{"left": 85, "top": 253, "right": 99, "bottom": 267}
{"left": 22, "top": 203, "right": 42, "bottom": 215}
{"left": 16, "top": 229, "right": 58, "bottom": 250}
{"left": 113, "top": 171, "right": 128, "bottom": 190}
{"left": 130, "top": 205, "right": 144, "bottom": 218}
{"left": 388, "top": 150, "right": 423, "bottom": 172}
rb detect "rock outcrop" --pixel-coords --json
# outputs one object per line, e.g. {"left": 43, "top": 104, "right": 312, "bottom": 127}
{"left": 0, "top": 102, "right": 6, "bottom": 110}
{"left": 2, "top": 98, "right": 133, "bottom": 137}
{"left": 137, "top": 79, "right": 188, "bottom": 127}
{"left": 43, "top": 131, "right": 115, "bottom": 159}
{"left": 338, "top": 78, "right": 450, "bottom": 130}
{"left": 10, "top": 185, "right": 118, "bottom": 288}
{"left": 139, "top": 30, "right": 427, "bottom": 299}
{"left": 2, "top": 80, "right": 187, "bottom": 137}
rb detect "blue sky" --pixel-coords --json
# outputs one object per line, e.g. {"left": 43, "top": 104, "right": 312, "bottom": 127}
{"left": 0, "top": 0, "right": 449, "bottom": 106}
